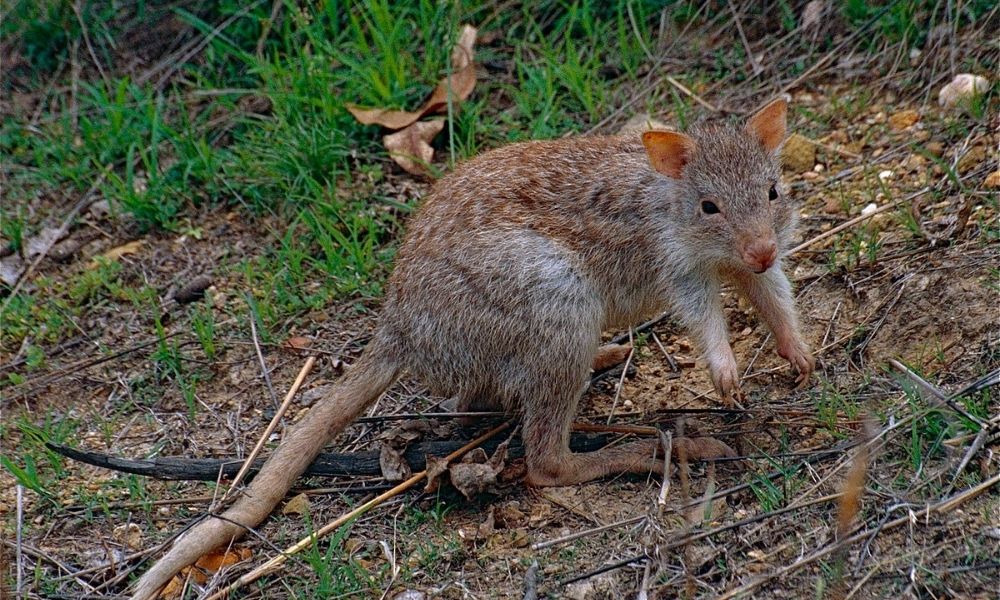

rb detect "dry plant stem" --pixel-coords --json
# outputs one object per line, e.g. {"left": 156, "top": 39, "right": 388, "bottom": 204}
{"left": 788, "top": 195, "right": 910, "bottom": 256}
{"left": 657, "top": 430, "right": 673, "bottom": 515}
{"left": 531, "top": 515, "right": 646, "bottom": 551}
{"left": 606, "top": 330, "right": 635, "bottom": 424}
{"left": 714, "top": 473, "right": 1000, "bottom": 600}
{"left": 203, "top": 421, "right": 512, "bottom": 600}
{"left": 888, "top": 358, "right": 985, "bottom": 427}
{"left": 249, "top": 309, "right": 279, "bottom": 408}
{"left": 16, "top": 485, "right": 24, "bottom": 597}
{"left": 221, "top": 355, "right": 317, "bottom": 505}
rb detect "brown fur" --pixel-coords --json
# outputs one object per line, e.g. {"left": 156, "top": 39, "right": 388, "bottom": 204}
{"left": 131, "top": 99, "right": 813, "bottom": 599}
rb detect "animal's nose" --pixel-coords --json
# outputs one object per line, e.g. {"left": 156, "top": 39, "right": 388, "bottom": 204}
{"left": 742, "top": 239, "right": 777, "bottom": 273}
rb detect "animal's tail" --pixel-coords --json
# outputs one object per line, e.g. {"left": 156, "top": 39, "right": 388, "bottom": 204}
{"left": 131, "top": 349, "right": 400, "bottom": 600}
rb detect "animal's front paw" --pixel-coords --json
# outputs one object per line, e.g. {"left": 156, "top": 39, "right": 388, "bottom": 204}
{"left": 778, "top": 339, "right": 815, "bottom": 389}
{"left": 710, "top": 358, "right": 744, "bottom": 405}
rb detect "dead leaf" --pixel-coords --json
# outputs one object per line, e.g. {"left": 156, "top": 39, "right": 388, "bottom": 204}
{"left": 345, "top": 104, "right": 426, "bottom": 130}
{"left": 283, "top": 335, "right": 312, "bottom": 350}
{"left": 461, "top": 447, "right": 489, "bottom": 464}
{"left": 451, "top": 24, "right": 477, "bottom": 69}
{"left": 346, "top": 24, "right": 478, "bottom": 130}
{"left": 423, "top": 454, "right": 450, "bottom": 493}
{"left": 383, "top": 119, "right": 445, "bottom": 176}
{"left": 92, "top": 240, "right": 143, "bottom": 266}
{"left": 380, "top": 443, "right": 412, "bottom": 482}
{"left": 449, "top": 461, "right": 497, "bottom": 501}
{"left": 160, "top": 547, "right": 252, "bottom": 599}
{"left": 112, "top": 523, "right": 143, "bottom": 550}
{"left": 282, "top": 492, "right": 311, "bottom": 516}
{"left": 984, "top": 171, "right": 1000, "bottom": 188}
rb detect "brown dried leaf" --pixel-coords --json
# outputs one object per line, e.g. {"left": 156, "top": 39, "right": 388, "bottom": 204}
{"left": 160, "top": 547, "right": 252, "bottom": 598}
{"left": 383, "top": 119, "right": 445, "bottom": 176}
{"left": 423, "top": 454, "right": 450, "bottom": 493}
{"left": 346, "top": 24, "right": 477, "bottom": 130}
{"left": 379, "top": 443, "right": 412, "bottom": 482}
{"left": 282, "top": 492, "right": 311, "bottom": 516}
{"left": 451, "top": 24, "right": 477, "bottom": 70}
{"left": 92, "top": 239, "right": 143, "bottom": 266}
{"left": 345, "top": 104, "right": 425, "bottom": 130}
{"left": 283, "top": 335, "right": 312, "bottom": 350}
{"left": 449, "top": 461, "right": 497, "bottom": 501}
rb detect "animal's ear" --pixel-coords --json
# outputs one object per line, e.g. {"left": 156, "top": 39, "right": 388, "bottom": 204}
{"left": 746, "top": 98, "right": 787, "bottom": 153}
{"left": 642, "top": 130, "right": 695, "bottom": 179}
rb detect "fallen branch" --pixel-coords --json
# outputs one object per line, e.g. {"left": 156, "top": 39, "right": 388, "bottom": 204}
{"left": 203, "top": 421, "right": 513, "bottom": 600}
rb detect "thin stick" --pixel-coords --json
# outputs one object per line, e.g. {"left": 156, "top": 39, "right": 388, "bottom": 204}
{"left": 714, "top": 474, "right": 1000, "bottom": 600}
{"left": 221, "top": 356, "right": 317, "bottom": 505}
{"left": 607, "top": 330, "right": 635, "bottom": 424}
{"left": 665, "top": 75, "right": 718, "bottom": 112}
{"left": 788, "top": 196, "right": 907, "bottom": 256}
{"left": 656, "top": 430, "right": 673, "bottom": 515}
{"left": 16, "top": 484, "right": 24, "bottom": 598}
{"left": 248, "top": 301, "right": 279, "bottom": 408}
{"left": 204, "top": 421, "right": 512, "bottom": 600}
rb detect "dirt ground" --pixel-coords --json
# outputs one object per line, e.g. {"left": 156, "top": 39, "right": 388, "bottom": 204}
{"left": 2, "top": 4, "right": 999, "bottom": 600}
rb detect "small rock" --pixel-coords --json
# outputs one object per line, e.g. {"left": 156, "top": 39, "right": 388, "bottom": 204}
{"left": 878, "top": 170, "right": 894, "bottom": 182}
{"left": 813, "top": 163, "right": 825, "bottom": 172}
{"left": 938, "top": 74, "right": 990, "bottom": 107}
{"left": 984, "top": 171, "right": 1000, "bottom": 189}
{"left": 861, "top": 203, "right": 879, "bottom": 216}
{"left": 925, "top": 141, "right": 945, "bottom": 157}
{"left": 823, "top": 197, "right": 845, "bottom": 215}
{"left": 781, "top": 133, "right": 816, "bottom": 172}
{"left": 888, "top": 109, "right": 920, "bottom": 130}
{"left": 172, "top": 275, "right": 213, "bottom": 304}
{"left": 617, "top": 113, "right": 669, "bottom": 134}
{"left": 49, "top": 238, "right": 84, "bottom": 262}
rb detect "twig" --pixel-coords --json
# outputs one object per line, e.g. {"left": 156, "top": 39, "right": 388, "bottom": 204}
{"left": 789, "top": 193, "right": 912, "bottom": 256}
{"left": 714, "top": 474, "right": 1000, "bottom": 600}
{"left": 727, "top": 0, "right": 762, "bottom": 76}
{"left": 656, "top": 430, "right": 673, "bottom": 515}
{"left": 247, "top": 300, "right": 278, "bottom": 408}
{"left": 665, "top": 75, "right": 718, "bottom": 112}
{"left": 203, "top": 421, "right": 513, "bottom": 600}
{"left": 888, "top": 359, "right": 985, "bottom": 428}
{"left": 16, "top": 484, "right": 24, "bottom": 598}
{"left": 220, "top": 356, "right": 317, "bottom": 505}
{"left": 606, "top": 330, "right": 635, "bottom": 424}
{"left": 522, "top": 560, "right": 540, "bottom": 600}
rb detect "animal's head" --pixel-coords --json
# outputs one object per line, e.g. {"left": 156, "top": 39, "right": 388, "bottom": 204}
{"left": 642, "top": 99, "right": 795, "bottom": 274}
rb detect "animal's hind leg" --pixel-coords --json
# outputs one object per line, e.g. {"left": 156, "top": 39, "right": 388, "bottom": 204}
{"left": 521, "top": 383, "right": 737, "bottom": 487}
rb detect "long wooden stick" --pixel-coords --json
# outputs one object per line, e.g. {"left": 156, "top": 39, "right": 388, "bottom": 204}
{"left": 221, "top": 355, "right": 317, "bottom": 504}
{"left": 204, "top": 420, "right": 512, "bottom": 600}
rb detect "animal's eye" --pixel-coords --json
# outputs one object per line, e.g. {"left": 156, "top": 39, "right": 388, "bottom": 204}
{"left": 701, "top": 200, "right": 720, "bottom": 215}
{"left": 768, "top": 185, "right": 779, "bottom": 201}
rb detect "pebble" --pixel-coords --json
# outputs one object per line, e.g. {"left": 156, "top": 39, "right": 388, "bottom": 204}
{"left": 781, "top": 133, "right": 816, "bottom": 172}
{"left": 938, "top": 73, "right": 990, "bottom": 107}
{"left": 888, "top": 109, "right": 920, "bottom": 130}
